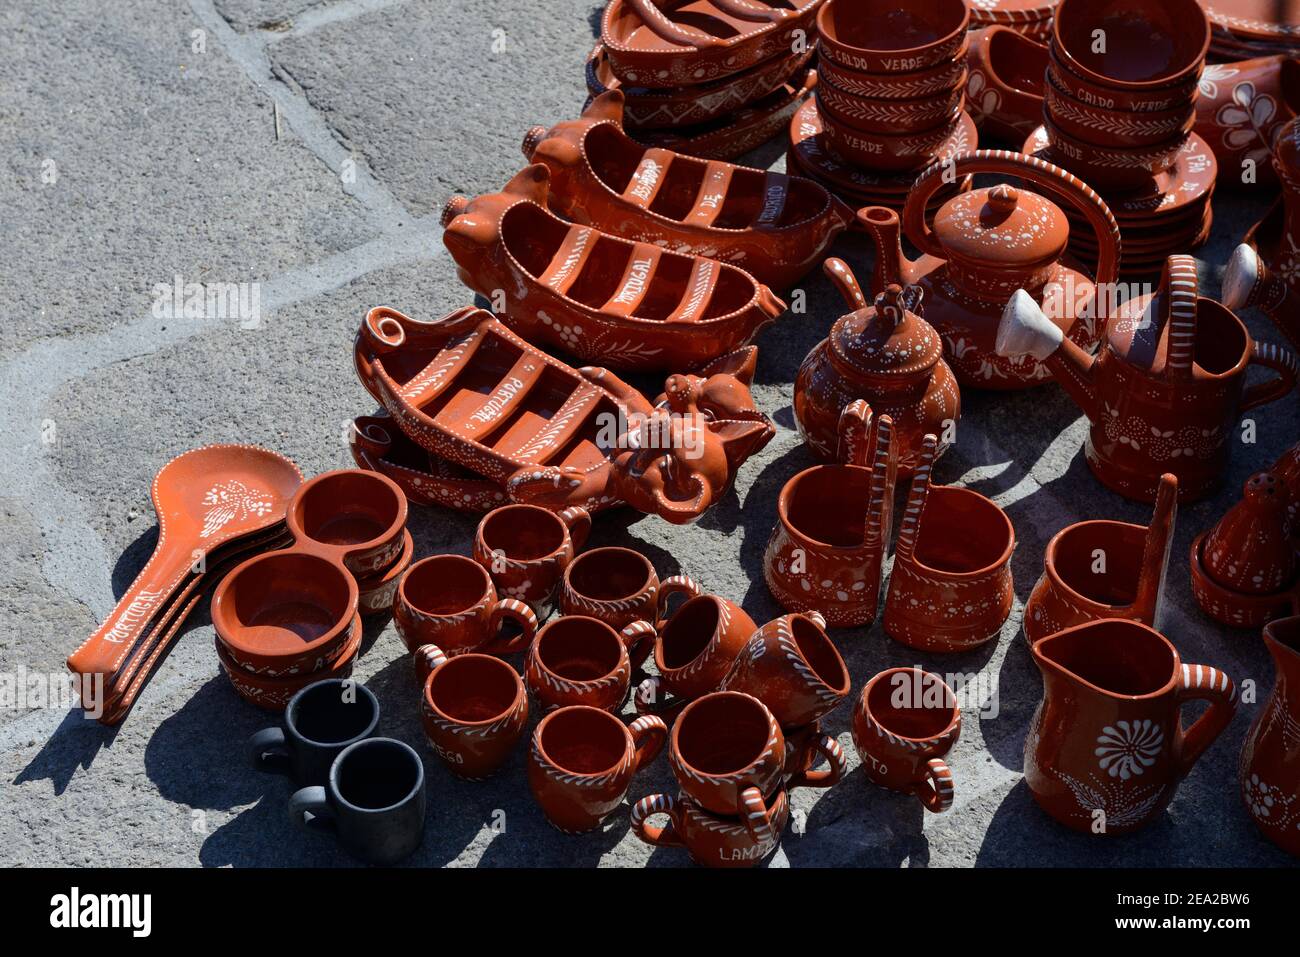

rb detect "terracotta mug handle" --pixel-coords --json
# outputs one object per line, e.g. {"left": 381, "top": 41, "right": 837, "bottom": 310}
{"left": 630, "top": 793, "right": 686, "bottom": 847}
{"left": 620, "top": 619, "right": 658, "bottom": 672}
{"left": 478, "top": 598, "right": 539, "bottom": 656}
{"left": 788, "top": 733, "right": 848, "bottom": 790}
{"left": 557, "top": 505, "right": 592, "bottom": 551}
{"left": 739, "top": 786, "right": 776, "bottom": 843}
{"left": 654, "top": 574, "right": 701, "bottom": 626}
{"left": 628, "top": 714, "right": 669, "bottom": 771}
{"left": 413, "top": 644, "right": 449, "bottom": 686}
{"left": 1241, "top": 341, "right": 1299, "bottom": 412}
{"left": 913, "top": 758, "right": 955, "bottom": 813}
{"left": 1174, "top": 664, "right": 1238, "bottom": 777}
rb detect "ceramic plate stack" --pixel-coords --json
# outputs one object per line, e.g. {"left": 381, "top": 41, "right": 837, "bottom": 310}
{"left": 590, "top": 0, "right": 827, "bottom": 160}
{"left": 969, "top": 0, "right": 1056, "bottom": 40}
{"left": 1202, "top": 0, "right": 1300, "bottom": 59}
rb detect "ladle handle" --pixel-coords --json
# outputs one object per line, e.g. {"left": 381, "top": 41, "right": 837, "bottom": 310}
{"left": 1174, "top": 664, "right": 1237, "bottom": 778}
{"left": 893, "top": 434, "right": 939, "bottom": 565}
{"left": 1132, "top": 473, "right": 1178, "bottom": 626}
{"left": 1241, "top": 341, "right": 1299, "bottom": 412}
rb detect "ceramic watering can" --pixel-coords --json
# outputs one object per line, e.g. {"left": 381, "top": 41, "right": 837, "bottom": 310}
{"left": 1240, "top": 615, "right": 1300, "bottom": 857}
{"left": 859, "top": 149, "right": 1121, "bottom": 390}
{"left": 1026, "top": 618, "right": 1237, "bottom": 835}
{"left": 997, "top": 254, "right": 1299, "bottom": 502}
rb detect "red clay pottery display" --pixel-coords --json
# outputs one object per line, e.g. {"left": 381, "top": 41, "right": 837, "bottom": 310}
{"left": 719, "top": 610, "right": 850, "bottom": 728}
{"left": 355, "top": 306, "right": 775, "bottom": 523}
{"left": 473, "top": 503, "right": 591, "bottom": 620}
{"left": 630, "top": 787, "right": 789, "bottom": 867}
{"left": 996, "top": 255, "right": 1298, "bottom": 502}
{"left": 883, "top": 435, "right": 1016, "bottom": 651}
{"left": 528, "top": 707, "right": 667, "bottom": 833}
{"left": 862, "top": 149, "right": 1121, "bottom": 390}
{"left": 638, "top": 592, "right": 758, "bottom": 709}
{"left": 1023, "top": 473, "right": 1178, "bottom": 644}
{"left": 965, "top": 26, "right": 1048, "bottom": 143}
{"left": 1239, "top": 615, "right": 1300, "bottom": 857}
{"left": 524, "top": 615, "right": 657, "bottom": 712}
{"left": 559, "top": 547, "right": 700, "bottom": 630}
{"left": 67, "top": 445, "right": 303, "bottom": 722}
{"left": 393, "top": 554, "right": 539, "bottom": 657}
{"left": 765, "top": 404, "right": 901, "bottom": 626}
{"left": 1025, "top": 619, "right": 1237, "bottom": 834}
{"left": 249, "top": 678, "right": 381, "bottom": 787}
{"left": 816, "top": 0, "right": 969, "bottom": 74}
{"left": 668, "top": 691, "right": 785, "bottom": 833}
{"left": 217, "top": 613, "right": 362, "bottom": 711}
{"left": 523, "top": 92, "right": 852, "bottom": 290}
{"left": 600, "top": 0, "right": 827, "bottom": 88}
{"left": 442, "top": 166, "right": 787, "bottom": 370}
{"left": 851, "top": 667, "right": 960, "bottom": 813}
{"left": 795, "top": 274, "right": 961, "bottom": 471}
{"left": 414, "top": 644, "right": 529, "bottom": 779}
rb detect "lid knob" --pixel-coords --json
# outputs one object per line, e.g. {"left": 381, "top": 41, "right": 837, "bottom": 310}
{"left": 986, "top": 184, "right": 1020, "bottom": 217}
{"left": 874, "top": 284, "right": 908, "bottom": 333}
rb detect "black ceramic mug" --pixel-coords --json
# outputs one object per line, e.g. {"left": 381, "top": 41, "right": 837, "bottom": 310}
{"left": 249, "top": 679, "right": 381, "bottom": 786}
{"left": 288, "top": 737, "right": 426, "bottom": 865}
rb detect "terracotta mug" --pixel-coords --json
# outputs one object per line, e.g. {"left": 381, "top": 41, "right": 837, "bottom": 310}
{"left": 527, "top": 707, "right": 667, "bottom": 833}
{"left": 720, "top": 611, "right": 851, "bottom": 729}
{"left": 524, "top": 615, "right": 657, "bottom": 713}
{"left": 851, "top": 668, "right": 960, "bottom": 813}
{"left": 630, "top": 788, "right": 789, "bottom": 868}
{"left": 394, "top": 554, "right": 538, "bottom": 656}
{"left": 559, "top": 546, "right": 700, "bottom": 630}
{"left": 249, "top": 678, "right": 380, "bottom": 786}
{"left": 782, "top": 719, "right": 849, "bottom": 791}
{"left": 668, "top": 691, "right": 785, "bottom": 837}
{"left": 414, "top": 644, "right": 529, "bottom": 780}
{"left": 473, "top": 503, "right": 591, "bottom": 620}
{"left": 636, "top": 592, "right": 757, "bottom": 714}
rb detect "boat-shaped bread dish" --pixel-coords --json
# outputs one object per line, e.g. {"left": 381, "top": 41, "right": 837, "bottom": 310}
{"left": 354, "top": 306, "right": 775, "bottom": 524}
{"left": 601, "top": 0, "right": 827, "bottom": 88}
{"left": 441, "top": 165, "right": 787, "bottom": 371}
{"left": 522, "top": 91, "right": 852, "bottom": 289}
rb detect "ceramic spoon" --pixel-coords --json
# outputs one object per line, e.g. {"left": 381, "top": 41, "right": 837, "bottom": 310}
{"left": 66, "top": 445, "right": 303, "bottom": 701}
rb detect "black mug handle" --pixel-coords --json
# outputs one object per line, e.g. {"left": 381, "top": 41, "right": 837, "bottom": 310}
{"left": 248, "top": 727, "right": 291, "bottom": 775}
{"left": 288, "top": 787, "right": 336, "bottom": 835}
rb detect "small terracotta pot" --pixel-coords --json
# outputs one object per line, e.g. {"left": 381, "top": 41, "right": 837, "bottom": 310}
{"left": 559, "top": 548, "right": 699, "bottom": 630}
{"left": 527, "top": 707, "right": 667, "bottom": 833}
{"left": 965, "top": 26, "right": 1047, "bottom": 142}
{"left": 355, "top": 528, "right": 412, "bottom": 616}
{"left": 394, "top": 554, "right": 538, "bottom": 657}
{"left": 216, "top": 614, "right": 361, "bottom": 711}
{"left": 415, "top": 645, "right": 528, "bottom": 780}
{"left": 286, "top": 469, "right": 408, "bottom": 578}
{"left": 1051, "top": 0, "right": 1209, "bottom": 93}
{"left": 817, "top": 0, "right": 970, "bottom": 74}
{"left": 720, "top": 611, "right": 850, "bottom": 728}
{"left": 631, "top": 788, "right": 789, "bottom": 868}
{"left": 818, "top": 49, "right": 968, "bottom": 101}
{"left": 1047, "top": 50, "right": 1200, "bottom": 114}
{"left": 1046, "top": 75, "right": 1196, "bottom": 148}
{"left": 524, "top": 615, "right": 656, "bottom": 713}
{"left": 472, "top": 504, "right": 590, "bottom": 621}
{"left": 1190, "top": 533, "right": 1299, "bottom": 629}
{"left": 637, "top": 593, "right": 758, "bottom": 710}
{"left": 821, "top": 105, "right": 965, "bottom": 171}
{"left": 851, "top": 668, "right": 960, "bottom": 813}
{"left": 781, "top": 720, "right": 849, "bottom": 791}
{"left": 816, "top": 80, "right": 966, "bottom": 135}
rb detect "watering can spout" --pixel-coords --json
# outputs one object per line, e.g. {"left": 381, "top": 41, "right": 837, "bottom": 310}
{"left": 997, "top": 290, "right": 1100, "bottom": 418}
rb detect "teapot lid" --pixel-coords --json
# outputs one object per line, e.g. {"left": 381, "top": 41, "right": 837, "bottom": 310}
{"left": 829, "top": 284, "right": 942, "bottom": 379}
{"left": 933, "top": 184, "right": 1069, "bottom": 269}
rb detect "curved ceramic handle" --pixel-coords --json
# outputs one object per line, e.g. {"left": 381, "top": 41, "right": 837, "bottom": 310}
{"left": 893, "top": 433, "right": 939, "bottom": 565}
{"left": 628, "top": 714, "right": 669, "bottom": 771}
{"left": 479, "top": 598, "right": 539, "bottom": 656}
{"left": 288, "top": 786, "right": 337, "bottom": 836}
{"left": 624, "top": 0, "right": 724, "bottom": 48}
{"left": 349, "top": 417, "right": 393, "bottom": 467}
{"left": 654, "top": 574, "right": 701, "bottom": 625}
{"left": 787, "top": 733, "right": 848, "bottom": 790}
{"left": 1159, "top": 256, "right": 1200, "bottom": 380}
{"left": 799, "top": 610, "right": 827, "bottom": 631}
{"left": 824, "top": 257, "right": 868, "bottom": 310}
{"left": 1241, "top": 341, "right": 1299, "bottom": 412}
{"left": 413, "top": 644, "right": 448, "bottom": 686}
{"left": 711, "top": 0, "right": 791, "bottom": 22}
{"left": 558, "top": 506, "right": 592, "bottom": 551}
{"left": 1132, "top": 473, "right": 1178, "bottom": 625}
{"left": 913, "top": 758, "right": 955, "bottom": 813}
{"left": 836, "top": 399, "right": 873, "bottom": 467}
{"left": 248, "top": 726, "right": 291, "bottom": 775}
{"left": 630, "top": 793, "right": 685, "bottom": 847}
{"left": 738, "top": 785, "right": 775, "bottom": 843}
{"left": 651, "top": 475, "right": 713, "bottom": 524}
{"left": 903, "top": 150, "right": 1121, "bottom": 288}
{"left": 621, "top": 619, "right": 658, "bottom": 672}
{"left": 862, "top": 413, "right": 898, "bottom": 555}
{"left": 1174, "top": 664, "right": 1238, "bottom": 778}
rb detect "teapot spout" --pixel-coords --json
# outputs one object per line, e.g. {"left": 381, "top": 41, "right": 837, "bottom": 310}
{"left": 997, "top": 290, "right": 1100, "bottom": 419}
{"left": 856, "top": 206, "right": 915, "bottom": 295}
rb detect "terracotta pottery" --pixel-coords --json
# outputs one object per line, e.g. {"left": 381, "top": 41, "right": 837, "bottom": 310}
{"left": 355, "top": 306, "right": 774, "bottom": 523}
{"left": 965, "top": 26, "right": 1047, "bottom": 142}
{"left": 393, "top": 554, "right": 538, "bottom": 657}
{"left": 795, "top": 273, "right": 961, "bottom": 470}
{"left": 355, "top": 528, "right": 412, "bottom": 616}
{"left": 818, "top": 47, "right": 968, "bottom": 100}
{"left": 524, "top": 615, "right": 657, "bottom": 712}
{"left": 559, "top": 547, "right": 700, "bottom": 630}
{"left": 1240, "top": 615, "right": 1300, "bottom": 857}
{"left": 67, "top": 445, "right": 303, "bottom": 716}
{"left": 523, "top": 92, "right": 852, "bottom": 290}
{"left": 630, "top": 787, "right": 789, "bottom": 867}
{"left": 781, "top": 720, "right": 849, "bottom": 790}
{"left": 1046, "top": 55, "right": 1199, "bottom": 117}
{"left": 472, "top": 503, "right": 590, "bottom": 621}
{"left": 765, "top": 403, "right": 901, "bottom": 626}
{"left": 815, "top": 77, "right": 967, "bottom": 135}
{"left": 720, "top": 610, "right": 851, "bottom": 728}
{"left": 1041, "top": 114, "right": 1191, "bottom": 192}
{"left": 1222, "top": 240, "right": 1300, "bottom": 355}
{"left": 1026, "top": 619, "right": 1237, "bottom": 834}
{"left": 851, "top": 667, "right": 960, "bottom": 813}
{"left": 1051, "top": 0, "right": 1209, "bottom": 93}
{"left": 600, "top": 0, "right": 827, "bottom": 88}
{"left": 1203, "top": 1, "right": 1300, "bottom": 53}
{"left": 816, "top": 0, "right": 970, "bottom": 74}
{"left": 528, "top": 707, "right": 667, "bottom": 833}
{"left": 414, "top": 644, "right": 529, "bottom": 780}
{"left": 997, "top": 254, "right": 1298, "bottom": 502}
{"left": 216, "top": 613, "right": 362, "bottom": 711}
{"left": 1046, "top": 73, "right": 1198, "bottom": 148}
{"left": 637, "top": 592, "right": 758, "bottom": 709}
{"left": 1233, "top": 119, "right": 1300, "bottom": 344}
{"left": 1023, "top": 474, "right": 1179, "bottom": 644}
{"left": 883, "top": 435, "right": 1016, "bottom": 652}
{"left": 819, "top": 105, "right": 970, "bottom": 172}
{"left": 863, "top": 149, "right": 1121, "bottom": 391}
{"left": 668, "top": 691, "right": 785, "bottom": 834}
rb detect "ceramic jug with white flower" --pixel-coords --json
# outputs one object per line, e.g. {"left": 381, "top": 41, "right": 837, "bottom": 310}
{"left": 1240, "top": 615, "right": 1300, "bottom": 857}
{"left": 1025, "top": 618, "right": 1237, "bottom": 835}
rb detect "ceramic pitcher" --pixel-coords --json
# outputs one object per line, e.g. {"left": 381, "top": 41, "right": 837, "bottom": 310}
{"left": 1240, "top": 615, "right": 1300, "bottom": 857}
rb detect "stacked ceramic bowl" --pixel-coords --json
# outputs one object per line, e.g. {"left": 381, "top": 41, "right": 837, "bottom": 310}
{"left": 1203, "top": 0, "right": 1300, "bottom": 59}
{"left": 789, "top": 0, "right": 976, "bottom": 212}
{"left": 969, "top": 0, "right": 1056, "bottom": 41}
{"left": 1026, "top": 0, "right": 1216, "bottom": 276}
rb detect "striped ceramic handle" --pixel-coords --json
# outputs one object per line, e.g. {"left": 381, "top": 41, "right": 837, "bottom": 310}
{"left": 915, "top": 758, "right": 955, "bottom": 813}
{"left": 862, "top": 413, "right": 896, "bottom": 553}
{"left": 836, "top": 398, "right": 873, "bottom": 466}
{"left": 893, "top": 433, "right": 939, "bottom": 565}
{"left": 1242, "top": 340, "right": 1299, "bottom": 412}
{"left": 479, "top": 598, "right": 539, "bottom": 656}
{"left": 623, "top": 0, "right": 724, "bottom": 48}
{"left": 558, "top": 506, "right": 592, "bottom": 551}
{"left": 621, "top": 619, "right": 658, "bottom": 672}
{"left": 413, "top": 644, "right": 448, "bottom": 686}
{"left": 738, "top": 786, "right": 775, "bottom": 844}
{"left": 1161, "top": 255, "right": 1199, "bottom": 379}
{"left": 1174, "top": 664, "right": 1238, "bottom": 778}
{"left": 654, "top": 575, "right": 701, "bottom": 625}
{"left": 630, "top": 793, "right": 685, "bottom": 847}
{"left": 788, "top": 734, "right": 848, "bottom": 790}
{"left": 712, "top": 0, "right": 792, "bottom": 22}
{"left": 628, "top": 714, "right": 669, "bottom": 771}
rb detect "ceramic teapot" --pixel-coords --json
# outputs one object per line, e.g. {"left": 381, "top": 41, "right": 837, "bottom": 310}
{"left": 860, "top": 149, "right": 1121, "bottom": 390}
{"left": 794, "top": 275, "right": 960, "bottom": 472}
{"left": 997, "top": 254, "right": 1298, "bottom": 502}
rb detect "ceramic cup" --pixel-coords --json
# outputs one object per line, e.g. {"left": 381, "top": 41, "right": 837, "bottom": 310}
{"left": 720, "top": 611, "right": 851, "bottom": 729}
{"left": 288, "top": 737, "right": 426, "bottom": 865}
{"left": 394, "top": 554, "right": 538, "bottom": 656}
{"left": 636, "top": 593, "right": 757, "bottom": 714}
{"left": 415, "top": 644, "right": 529, "bottom": 780}
{"left": 249, "top": 678, "right": 380, "bottom": 786}
{"left": 630, "top": 788, "right": 789, "bottom": 868}
{"left": 524, "top": 615, "right": 657, "bottom": 713}
{"left": 781, "top": 719, "right": 849, "bottom": 791}
{"left": 473, "top": 503, "right": 591, "bottom": 620}
{"left": 851, "top": 668, "right": 960, "bottom": 813}
{"left": 816, "top": 0, "right": 970, "bottom": 74}
{"left": 527, "top": 707, "right": 667, "bottom": 833}
{"left": 559, "top": 547, "right": 700, "bottom": 630}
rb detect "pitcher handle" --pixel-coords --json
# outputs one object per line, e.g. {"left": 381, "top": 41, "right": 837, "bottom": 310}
{"left": 1241, "top": 341, "right": 1299, "bottom": 412}
{"left": 913, "top": 758, "right": 955, "bottom": 813}
{"left": 787, "top": 734, "right": 848, "bottom": 790}
{"left": 1174, "top": 664, "right": 1238, "bottom": 778}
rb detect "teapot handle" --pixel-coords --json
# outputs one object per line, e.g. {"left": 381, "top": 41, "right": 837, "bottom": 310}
{"left": 1173, "top": 664, "right": 1238, "bottom": 778}
{"left": 1241, "top": 340, "right": 1299, "bottom": 412}
{"left": 902, "top": 150, "right": 1122, "bottom": 288}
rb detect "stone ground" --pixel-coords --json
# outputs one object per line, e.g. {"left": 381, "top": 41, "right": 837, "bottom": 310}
{"left": 1, "top": 0, "right": 1295, "bottom": 868}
